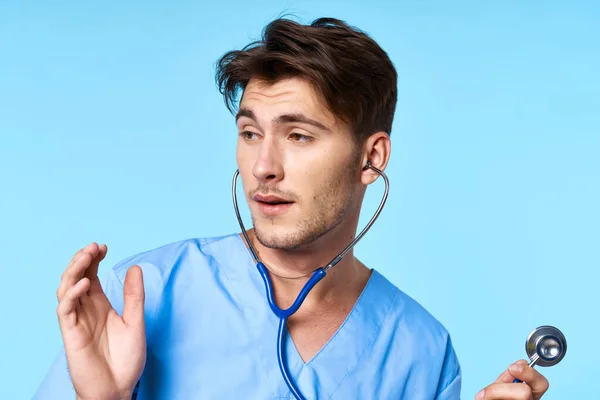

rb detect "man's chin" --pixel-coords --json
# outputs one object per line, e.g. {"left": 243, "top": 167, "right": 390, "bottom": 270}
{"left": 253, "top": 227, "right": 303, "bottom": 250}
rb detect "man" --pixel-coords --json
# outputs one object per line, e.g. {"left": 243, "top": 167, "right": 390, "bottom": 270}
{"left": 34, "top": 17, "right": 550, "bottom": 399}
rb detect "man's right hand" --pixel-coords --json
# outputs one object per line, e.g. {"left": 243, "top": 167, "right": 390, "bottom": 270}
{"left": 56, "top": 243, "right": 147, "bottom": 400}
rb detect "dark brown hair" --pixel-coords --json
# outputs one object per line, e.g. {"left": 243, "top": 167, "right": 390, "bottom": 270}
{"left": 215, "top": 17, "right": 398, "bottom": 141}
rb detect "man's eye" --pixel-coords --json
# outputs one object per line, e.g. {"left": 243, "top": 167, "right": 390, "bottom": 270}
{"left": 240, "top": 131, "right": 260, "bottom": 140}
{"left": 289, "top": 133, "right": 312, "bottom": 143}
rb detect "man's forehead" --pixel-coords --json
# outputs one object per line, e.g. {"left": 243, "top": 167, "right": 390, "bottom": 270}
{"left": 244, "top": 76, "right": 313, "bottom": 97}
{"left": 240, "top": 77, "right": 335, "bottom": 123}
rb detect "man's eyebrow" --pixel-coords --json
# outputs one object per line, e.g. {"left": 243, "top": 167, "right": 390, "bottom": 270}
{"left": 236, "top": 108, "right": 329, "bottom": 131}
{"left": 235, "top": 108, "right": 255, "bottom": 122}
{"left": 274, "top": 113, "right": 329, "bottom": 131}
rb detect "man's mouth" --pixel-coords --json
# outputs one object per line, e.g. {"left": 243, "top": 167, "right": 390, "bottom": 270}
{"left": 252, "top": 194, "right": 295, "bottom": 215}
{"left": 252, "top": 194, "right": 293, "bottom": 204}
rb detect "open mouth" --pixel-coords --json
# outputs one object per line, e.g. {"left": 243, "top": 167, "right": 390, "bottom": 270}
{"left": 252, "top": 194, "right": 294, "bottom": 216}
{"left": 259, "top": 200, "right": 293, "bottom": 205}
{"left": 254, "top": 197, "right": 294, "bottom": 216}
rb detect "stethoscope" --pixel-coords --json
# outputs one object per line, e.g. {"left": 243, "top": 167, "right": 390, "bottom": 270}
{"left": 231, "top": 164, "right": 568, "bottom": 398}
{"left": 232, "top": 161, "right": 389, "bottom": 400}
{"left": 513, "top": 325, "right": 567, "bottom": 383}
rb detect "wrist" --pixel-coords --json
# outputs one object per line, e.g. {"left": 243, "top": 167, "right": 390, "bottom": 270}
{"left": 115, "top": 391, "right": 133, "bottom": 400}
{"left": 76, "top": 392, "right": 132, "bottom": 400}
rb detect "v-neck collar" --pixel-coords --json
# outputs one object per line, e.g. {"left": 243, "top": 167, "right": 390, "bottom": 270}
{"left": 216, "top": 233, "right": 399, "bottom": 399}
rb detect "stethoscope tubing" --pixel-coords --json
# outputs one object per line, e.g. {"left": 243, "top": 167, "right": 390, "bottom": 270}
{"left": 232, "top": 163, "right": 389, "bottom": 400}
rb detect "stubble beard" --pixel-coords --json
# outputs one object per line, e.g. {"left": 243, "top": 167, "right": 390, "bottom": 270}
{"left": 252, "top": 159, "right": 361, "bottom": 251}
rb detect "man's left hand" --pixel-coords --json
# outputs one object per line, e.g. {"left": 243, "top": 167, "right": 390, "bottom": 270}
{"left": 476, "top": 359, "right": 550, "bottom": 399}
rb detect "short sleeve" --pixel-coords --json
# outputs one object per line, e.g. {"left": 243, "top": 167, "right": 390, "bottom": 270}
{"left": 435, "top": 335, "right": 462, "bottom": 400}
{"left": 435, "top": 372, "right": 462, "bottom": 400}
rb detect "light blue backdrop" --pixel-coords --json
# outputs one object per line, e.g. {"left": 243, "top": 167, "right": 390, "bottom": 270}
{"left": 0, "top": 1, "right": 597, "bottom": 398}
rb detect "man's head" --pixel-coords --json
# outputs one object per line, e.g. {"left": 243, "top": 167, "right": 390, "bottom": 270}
{"left": 216, "top": 17, "right": 396, "bottom": 250}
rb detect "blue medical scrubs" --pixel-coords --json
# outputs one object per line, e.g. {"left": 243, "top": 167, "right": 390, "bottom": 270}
{"left": 34, "top": 233, "right": 462, "bottom": 399}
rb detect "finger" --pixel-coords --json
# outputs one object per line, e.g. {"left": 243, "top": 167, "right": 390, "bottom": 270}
{"left": 83, "top": 243, "right": 108, "bottom": 281}
{"left": 57, "top": 251, "right": 94, "bottom": 302}
{"left": 57, "top": 243, "right": 98, "bottom": 295}
{"left": 63, "top": 245, "right": 89, "bottom": 270}
{"left": 506, "top": 361, "right": 550, "bottom": 395}
{"left": 477, "top": 382, "right": 532, "bottom": 400}
{"left": 122, "top": 266, "right": 145, "bottom": 329}
{"left": 495, "top": 359, "right": 529, "bottom": 383}
{"left": 56, "top": 277, "right": 91, "bottom": 329}
{"left": 65, "top": 242, "right": 97, "bottom": 272}
{"left": 68, "top": 244, "right": 91, "bottom": 263}
{"left": 57, "top": 243, "right": 106, "bottom": 301}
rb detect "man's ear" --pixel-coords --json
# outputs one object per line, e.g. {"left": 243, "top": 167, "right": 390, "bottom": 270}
{"left": 361, "top": 132, "right": 391, "bottom": 185}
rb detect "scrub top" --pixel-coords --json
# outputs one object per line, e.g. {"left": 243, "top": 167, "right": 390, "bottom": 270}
{"left": 33, "top": 233, "right": 462, "bottom": 399}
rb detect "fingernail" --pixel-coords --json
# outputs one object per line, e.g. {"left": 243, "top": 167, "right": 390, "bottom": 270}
{"left": 509, "top": 363, "right": 523, "bottom": 373}
{"left": 476, "top": 389, "right": 485, "bottom": 400}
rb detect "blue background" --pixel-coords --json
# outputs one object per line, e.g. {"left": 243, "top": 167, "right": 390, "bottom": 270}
{"left": 0, "top": 1, "right": 597, "bottom": 398}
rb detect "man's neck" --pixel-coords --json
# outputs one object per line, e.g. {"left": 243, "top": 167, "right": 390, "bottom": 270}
{"left": 241, "top": 229, "right": 372, "bottom": 313}
{"left": 241, "top": 229, "right": 373, "bottom": 362}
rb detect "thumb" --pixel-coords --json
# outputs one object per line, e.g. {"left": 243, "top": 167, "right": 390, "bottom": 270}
{"left": 495, "top": 359, "right": 529, "bottom": 383}
{"left": 122, "top": 265, "right": 145, "bottom": 329}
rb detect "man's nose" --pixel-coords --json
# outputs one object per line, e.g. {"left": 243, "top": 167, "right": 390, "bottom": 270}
{"left": 252, "top": 139, "right": 284, "bottom": 184}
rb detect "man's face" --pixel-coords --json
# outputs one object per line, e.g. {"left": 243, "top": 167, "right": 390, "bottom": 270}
{"left": 236, "top": 77, "right": 362, "bottom": 250}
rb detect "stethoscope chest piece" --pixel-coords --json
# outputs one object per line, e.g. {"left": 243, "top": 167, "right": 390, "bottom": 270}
{"left": 525, "top": 325, "right": 567, "bottom": 367}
